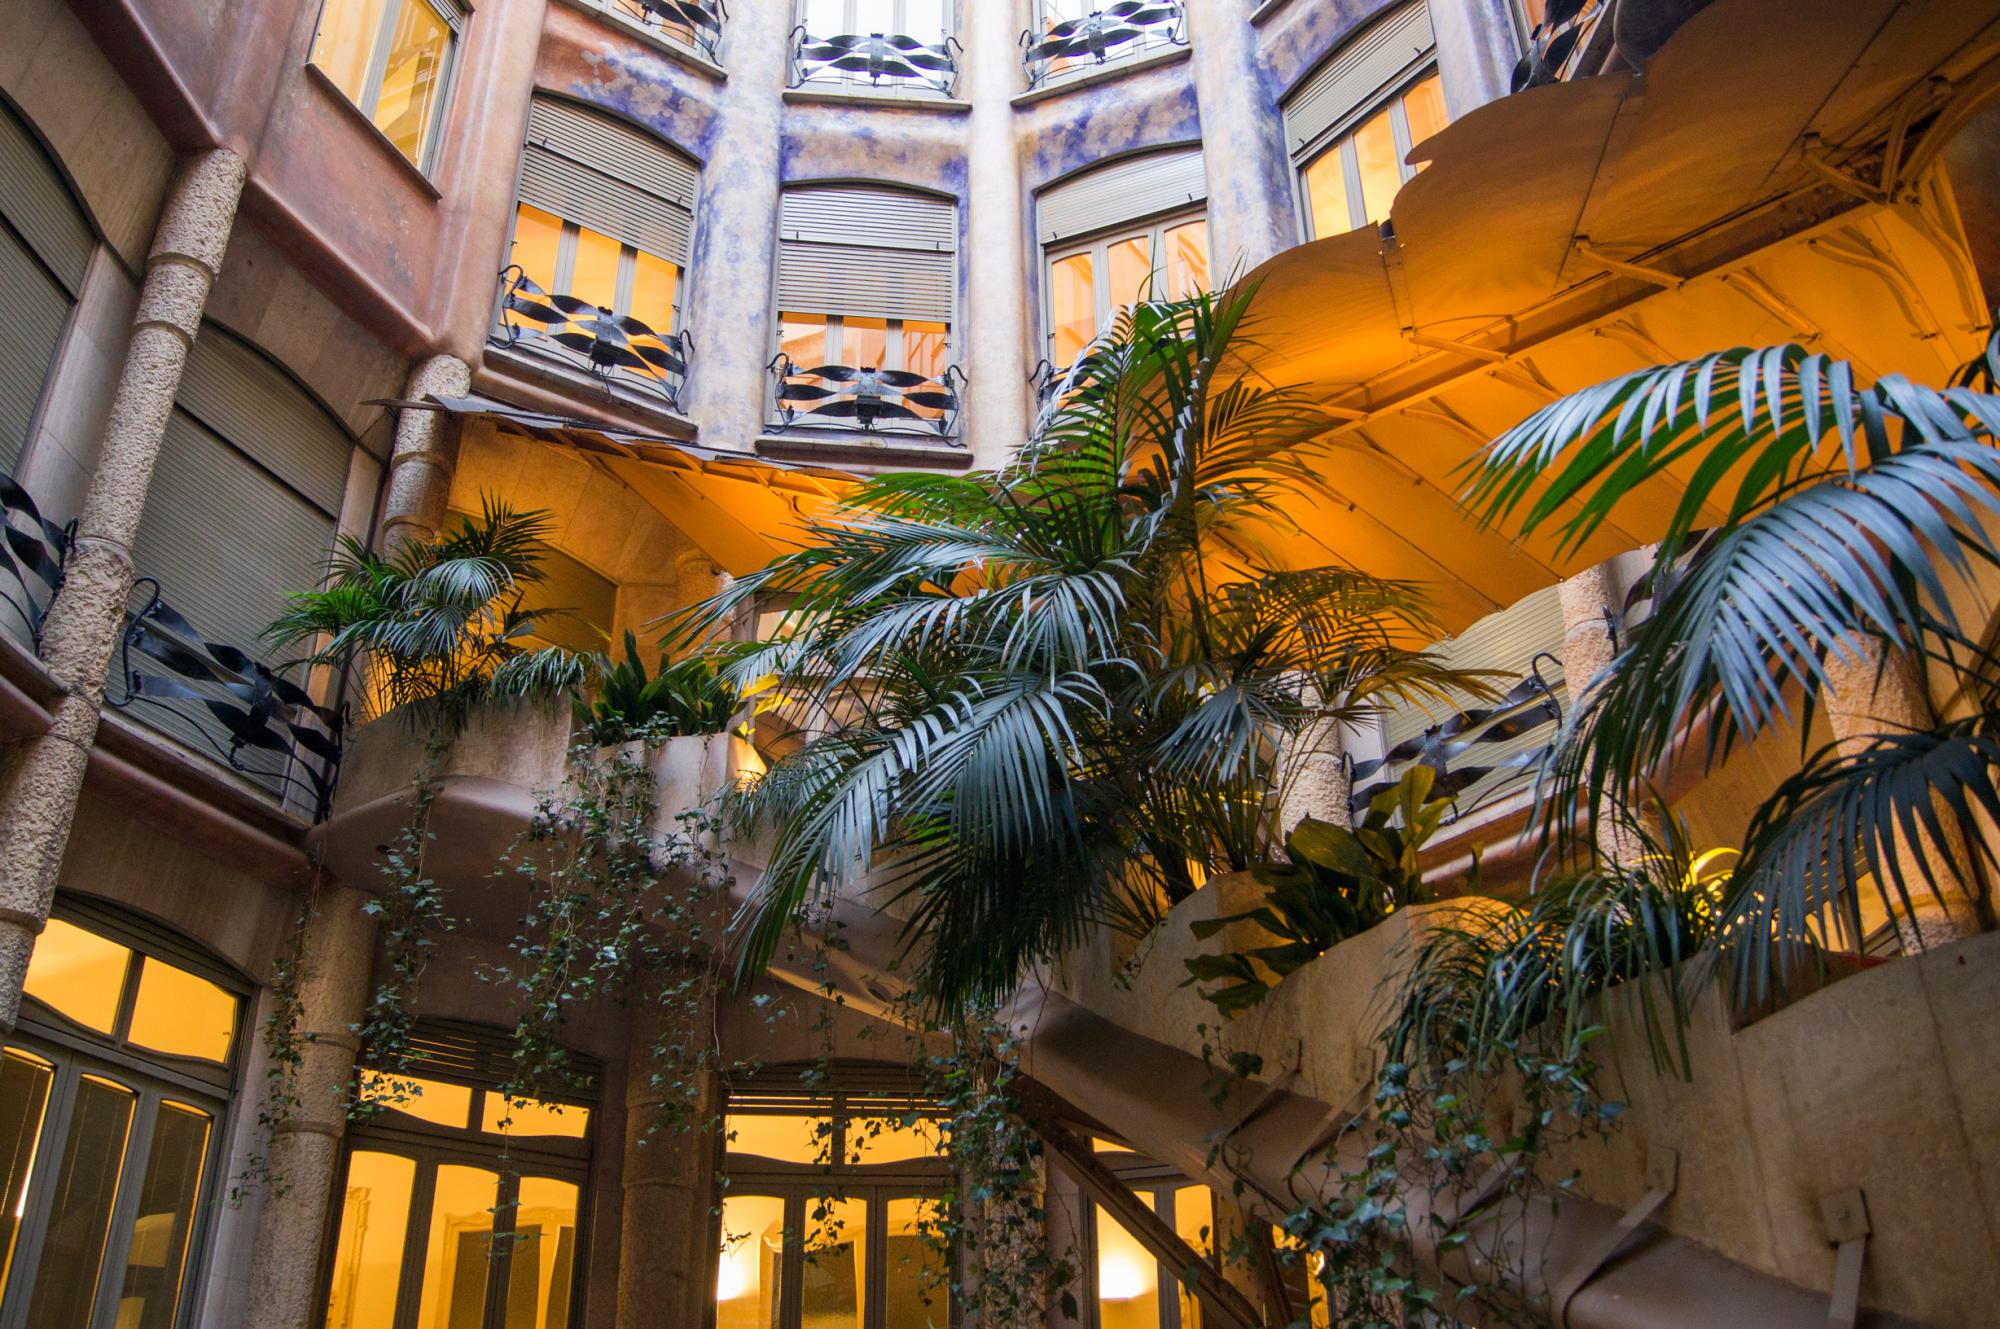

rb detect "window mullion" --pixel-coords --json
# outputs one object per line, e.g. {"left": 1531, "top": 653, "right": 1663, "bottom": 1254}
{"left": 865, "top": 1190, "right": 888, "bottom": 1329}
{"left": 0, "top": 1060, "right": 76, "bottom": 1329}
{"left": 1341, "top": 138, "right": 1366, "bottom": 232}
{"left": 615, "top": 245, "right": 638, "bottom": 318}
{"left": 85, "top": 1091, "right": 161, "bottom": 1329}
{"left": 886, "top": 319, "right": 906, "bottom": 372}
{"left": 359, "top": 0, "right": 403, "bottom": 116}
{"left": 393, "top": 1159, "right": 441, "bottom": 1329}
{"left": 110, "top": 955, "right": 143, "bottom": 1046}
{"left": 479, "top": 1171, "right": 524, "bottom": 1329}
{"left": 553, "top": 224, "right": 580, "bottom": 297}
{"left": 1390, "top": 99, "right": 1416, "bottom": 184}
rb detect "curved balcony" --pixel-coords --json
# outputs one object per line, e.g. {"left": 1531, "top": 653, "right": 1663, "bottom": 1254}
{"left": 788, "top": 26, "right": 960, "bottom": 96}
{"left": 768, "top": 355, "right": 965, "bottom": 444}
{"left": 492, "top": 266, "right": 693, "bottom": 414}
{"left": 593, "top": 0, "right": 729, "bottom": 59}
{"left": 1022, "top": 1, "right": 1186, "bottom": 90}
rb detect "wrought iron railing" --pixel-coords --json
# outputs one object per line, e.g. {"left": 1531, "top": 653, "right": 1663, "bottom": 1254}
{"left": 1346, "top": 659, "right": 1564, "bottom": 823}
{"left": 788, "top": 25, "right": 960, "bottom": 94}
{"left": 768, "top": 356, "right": 965, "bottom": 441}
{"left": 108, "top": 581, "right": 345, "bottom": 821}
{"left": 597, "top": 0, "right": 727, "bottom": 59}
{"left": 1022, "top": 1, "right": 1186, "bottom": 89}
{"left": 493, "top": 266, "right": 692, "bottom": 412}
{"left": 0, "top": 469, "right": 72, "bottom": 650}
{"left": 1510, "top": 0, "right": 1610, "bottom": 90}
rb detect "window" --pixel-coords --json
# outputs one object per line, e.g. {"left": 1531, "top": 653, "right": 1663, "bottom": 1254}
{"left": 1080, "top": 1148, "right": 1214, "bottom": 1329}
{"left": 498, "top": 98, "right": 699, "bottom": 409}
{"left": 1281, "top": 1, "right": 1446, "bottom": 239}
{"left": 308, "top": 0, "right": 462, "bottom": 169}
{"left": 322, "top": 1024, "right": 594, "bottom": 1329}
{"left": 771, "top": 186, "right": 961, "bottom": 437}
{"left": 1045, "top": 214, "right": 1208, "bottom": 366}
{"left": 800, "top": 0, "right": 950, "bottom": 40}
{"left": 1025, "top": 0, "right": 1187, "bottom": 88}
{"left": 720, "top": 1065, "right": 953, "bottom": 1329}
{"left": 0, "top": 899, "right": 244, "bottom": 1329}
{"left": 589, "top": 0, "right": 725, "bottom": 57}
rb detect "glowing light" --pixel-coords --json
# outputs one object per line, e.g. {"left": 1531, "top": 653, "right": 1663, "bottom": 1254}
{"left": 1097, "top": 1249, "right": 1152, "bottom": 1301}
{"left": 715, "top": 1233, "right": 756, "bottom": 1304}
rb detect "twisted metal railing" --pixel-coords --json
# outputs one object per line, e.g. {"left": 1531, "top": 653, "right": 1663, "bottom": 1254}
{"left": 0, "top": 469, "right": 72, "bottom": 650}
{"left": 493, "top": 266, "right": 692, "bottom": 412}
{"left": 1511, "top": 0, "right": 1609, "bottom": 89}
{"left": 789, "top": 26, "right": 960, "bottom": 94}
{"left": 1347, "top": 658, "right": 1565, "bottom": 823}
{"left": 1022, "top": 1, "right": 1185, "bottom": 89}
{"left": 599, "top": 0, "right": 727, "bottom": 57}
{"left": 769, "top": 356, "right": 965, "bottom": 441}
{"left": 108, "top": 581, "right": 345, "bottom": 821}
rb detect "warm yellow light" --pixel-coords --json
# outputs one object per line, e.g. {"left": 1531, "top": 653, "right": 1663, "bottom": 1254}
{"left": 1686, "top": 847, "right": 1740, "bottom": 899}
{"left": 1098, "top": 1250, "right": 1152, "bottom": 1301}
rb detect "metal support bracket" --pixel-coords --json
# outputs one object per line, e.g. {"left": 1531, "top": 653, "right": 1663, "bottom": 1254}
{"left": 1550, "top": 1144, "right": 1679, "bottom": 1327}
{"left": 1819, "top": 1187, "right": 1871, "bottom": 1329}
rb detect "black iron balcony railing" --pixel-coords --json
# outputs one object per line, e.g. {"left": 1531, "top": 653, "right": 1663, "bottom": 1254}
{"left": 598, "top": 0, "right": 728, "bottom": 58}
{"left": 769, "top": 356, "right": 966, "bottom": 442}
{"left": 1346, "top": 659, "right": 1564, "bottom": 824}
{"left": 1022, "top": 1, "right": 1186, "bottom": 90}
{"left": 1512, "top": 0, "right": 1609, "bottom": 89}
{"left": 493, "top": 266, "right": 693, "bottom": 413}
{"left": 789, "top": 26, "right": 960, "bottom": 94}
{"left": 0, "top": 469, "right": 72, "bottom": 650}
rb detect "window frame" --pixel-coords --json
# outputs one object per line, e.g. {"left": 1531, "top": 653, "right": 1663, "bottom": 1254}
{"left": 797, "top": 0, "right": 953, "bottom": 41}
{"left": 1041, "top": 207, "right": 1209, "bottom": 368}
{"left": 1294, "top": 64, "right": 1442, "bottom": 240}
{"left": 1027, "top": 0, "right": 1187, "bottom": 87}
{"left": 1080, "top": 1153, "right": 1214, "bottom": 1329}
{"left": 502, "top": 205, "right": 688, "bottom": 339}
{"left": 307, "top": 0, "right": 465, "bottom": 173}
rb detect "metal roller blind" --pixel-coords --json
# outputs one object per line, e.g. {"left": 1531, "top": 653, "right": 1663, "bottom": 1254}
{"left": 0, "top": 229, "right": 70, "bottom": 475}
{"left": 777, "top": 187, "right": 958, "bottom": 322}
{"left": 522, "top": 98, "right": 698, "bottom": 266}
{"left": 1037, "top": 147, "right": 1207, "bottom": 244}
{"left": 176, "top": 332, "right": 353, "bottom": 517}
{"left": 0, "top": 102, "right": 95, "bottom": 295}
{"left": 1282, "top": 1, "right": 1435, "bottom": 157}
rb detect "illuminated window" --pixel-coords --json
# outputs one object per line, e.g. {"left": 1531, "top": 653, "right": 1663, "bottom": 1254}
{"left": 0, "top": 900, "right": 243, "bottom": 1325}
{"left": 324, "top": 1024, "right": 595, "bottom": 1329}
{"left": 1298, "top": 70, "right": 1449, "bottom": 238}
{"left": 307, "top": 0, "right": 461, "bottom": 170}
{"left": 1042, "top": 211, "right": 1211, "bottom": 366}
{"left": 1077, "top": 1143, "right": 1224, "bottom": 1329}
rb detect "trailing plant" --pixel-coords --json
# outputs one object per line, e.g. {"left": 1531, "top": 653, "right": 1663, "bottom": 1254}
{"left": 266, "top": 495, "right": 589, "bottom": 735}
{"left": 675, "top": 288, "right": 1492, "bottom": 1013}
{"left": 575, "top": 631, "right": 739, "bottom": 746}
{"left": 230, "top": 870, "right": 319, "bottom": 1204}
{"left": 1185, "top": 765, "right": 1458, "bottom": 1016}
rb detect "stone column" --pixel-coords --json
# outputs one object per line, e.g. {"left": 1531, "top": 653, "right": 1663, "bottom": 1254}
{"left": 1278, "top": 697, "right": 1352, "bottom": 838}
{"left": 1185, "top": 0, "right": 1295, "bottom": 278}
{"left": 617, "top": 996, "right": 722, "bottom": 1327}
{"left": 961, "top": 0, "right": 1031, "bottom": 469}
{"left": 1043, "top": 1163, "right": 1089, "bottom": 1328}
{"left": 380, "top": 354, "right": 473, "bottom": 554}
{"left": 1429, "top": 0, "right": 1522, "bottom": 118}
{"left": 1556, "top": 555, "right": 1653, "bottom": 865}
{"left": 1823, "top": 641, "right": 1985, "bottom": 949}
{"left": 681, "top": 0, "right": 791, "bottom": 452}
{"left": 243, "top": 886, "right": 376, "bottom": 1329}
{"left": 0, "top": 148, "right": 245, "bottom": 1027}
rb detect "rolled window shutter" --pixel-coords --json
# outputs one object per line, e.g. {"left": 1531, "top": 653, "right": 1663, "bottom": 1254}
{"left": 175, "top": 333, "right": 353, "bottom": 518}
{"left": 777, "top": 187, "right": 958, "bottom": 323}
{"left": 1282, "top": 1, "right": 1435, "bottom": 157}
{"left": 0, "top": 102, "right": 95, "bottom": 295}
{"left": 522, "top": 98, "right": 698, "bottom": 266}
{"left": 1037, "top": 147, "right": 1207, "bottom": 245}
{"left": 0, "top": 228, "right": 71, "bottom": 475}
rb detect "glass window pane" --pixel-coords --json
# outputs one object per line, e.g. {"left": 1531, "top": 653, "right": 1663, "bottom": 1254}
{"left": 801, "top": 1196, "right": 867, "bottom": 1329}
{"left": 373, "top": 0, "right": 452, "bottom": 164}
{"left": 902, "top": 321, "right": 948, "bottom": 381}
{"left": 727, "top": 1112, "right": 832, "bottom": 1165}
{"left": 310, "top": 0, "right": 394, "bottom": 104}
{"left": 325, "top": 1151, "right": 418, "bottom": 1329}
{"left": 23, "top": 918, "right": 131, "bottom": 1034}
{"left": 1095, "top": 1203, "right": 1158, "bottom": 1329}
{"left": 1106, "top": 234, "right": 1154, "bottom": 312}
{"left": 1090, "top": 1136, "right": 1133, "bottom": 1155}
{"left": 0, "top": 1050, "right": 54, "bottom": 1293}
{"left": 480, "top": 1095, "right": 590, "bottom": 1141}
{"left": 1299, "top": 145, "right": 1348, "bottom": 240}
{"left": 629, "top": 251, "right": 680, "bottom": 335}
{"left": 1171, "top": 1186, "right": 1213, "bottom": 1329}
{"left": 804, "top": 0, "right": 846, "bottom": 33}
{"left": 568, "top": 225, "right": 621, "bottom": 314}
{"left": 25, "top": 1073, "right": 138, "bottom": 1328}
{"left": 112, "top": 1101, "right": 211, "bottom": 1329}
{"left": 127, "top": 958, "right": 238, "bottom": 1063}
{"left": 1402, "top": 73, "right": 1449, "bottom": 158}
{"left": 899, "top": 0, "right": 947, "bottom": 37}
{"left": 848, "top": 1115, "right": 946, "bottom": 1165}
{"left": 840, "top": 317, "right": 888, "bottom": 371}
{"left": 1352, "top": 105, "right": 1402, "bottom": 225}
{"left": 1164, "top": 220, "right": 1209, "bottom": 300}
{"left": 413, "top": 1164, "right": 501, "bottom": 1329}
{"left": 717, "top": 1194, "right": 787, "bottom": 1329}
{"left": 782, "top": 313, "right": 829, "bottom": 369}
{"left": 883, "top": 1197, "right": 948, "bottom": 1328}
{"left": 510, "top": 204, "right": 563, "bottom": 299}
{"left": 500, "top": 1176, "right": 579, "bottom": 1329}
{"left": 357, "top": 1071, "right": 473, "bottom": 1130}
{"left": 1048, "top": 252, "right": 1096, "bottom": 366}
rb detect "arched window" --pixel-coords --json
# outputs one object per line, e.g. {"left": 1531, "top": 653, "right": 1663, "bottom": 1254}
{"left": 0, "top": 97, "right": 95, "bottom": 477}
{"left": 321, "top": 1022, "right": 597, "bottom": 1329}
{"left": 0, "top": 895, "right": 247, "bottom": 1327}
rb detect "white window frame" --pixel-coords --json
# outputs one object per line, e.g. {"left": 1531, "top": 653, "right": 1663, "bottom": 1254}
{"left": 1042, "top": 207, "right": 1207, "bottom": 366}
{"left": 308, "top": 0, "right": 464, "bottom": 173}
{"left": 506, "top": 210, "right": 686, "bottom": 336}
{"left": 1295, "top": 65, "right": 1440, "bottom": 240}
{"left": 798, "top": 0, "right": 951, "bottom": 39}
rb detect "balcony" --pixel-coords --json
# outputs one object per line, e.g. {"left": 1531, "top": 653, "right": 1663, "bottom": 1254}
{"left": 584, "top": 0, "right": 728, "bottom": 59}
{"left": 787, "top": 25, "right": 960, "bottom": 96}
{"left": 492, "top": 266, "right": 693, "bottom": 414}
{"left": 767, "top": 355, "right": 965, "bottom": 445}
{"left": 1021, "top": 1, "right": 1186, "bottom": 91}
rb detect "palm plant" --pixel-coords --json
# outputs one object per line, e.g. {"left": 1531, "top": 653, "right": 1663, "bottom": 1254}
{"left": 674, "top": 288, "right": 1492, "bottom": 1012}
{"left": 267, "top": 497, "right": 589, "bottom": 734}
{"left": 576, "top": 631, "right": 739, "bottom": 745}
{"left": 1460, "top": 324, "right": 2000, "bottom": 994}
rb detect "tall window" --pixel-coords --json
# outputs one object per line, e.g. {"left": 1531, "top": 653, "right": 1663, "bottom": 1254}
{"left": 1085, "top": 1138, "right": 1215, "bottom": 1329}
{"left": 800, "top": 0, "right": 950, "bottom": 39}
{"left": 0, "top": 898, "right": 244, "bottom": 1328}
{"left": 1026, "top": 0, "right": 1187, "bottom": 88}
{"left": 1282, "top": 1, "right": 1446, "bottom": 239}
{"left": 720, "top": 1065, "right": 952, "bottom": 1329}
{"left": 322, "top": 1024, "right": 594, "bottom": 1329}
{"left": 308, "top": 0, "right": 462, "bottom": 169}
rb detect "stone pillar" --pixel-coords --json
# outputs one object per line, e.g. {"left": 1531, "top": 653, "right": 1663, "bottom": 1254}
{"left": 0, "top": 148, "right": 245, "bottom": 1027}
{"left": 1822, "top": 641, "right": 1985, "bottom": 949}
{"left": 243, "top": 886, "right": 376, "bottom": 1329}
{"left": 1185, "top": 0, "right": 1295, "bottom": 278}
{"left": 681, "top": 0, "right": 791, "bottom": 451}
{"left": 961, "top": 0, "right": 1031, "bottom": 469}
{"left": 1278, "top": 697, "right": 1352, "bottom": 838}
{"left": 1043, "top": 1163, "right": 1089, "bottom": 1328}
{"left": 1556, "top": 555, "right": 1652, "bottom": 865}
{"left": 617, "top": 997, "right": 722, "bottom": 1327}
{"left": 380, "top": 354, "right": 473, "bottom": 554}
{"left": 1428, "top": 0, "right": 1522, "bottom": 118}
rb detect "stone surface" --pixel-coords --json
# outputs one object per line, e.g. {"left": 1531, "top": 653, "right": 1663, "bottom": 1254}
{"left": 381, "top": 353, "right": 473, "bottom": 552}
